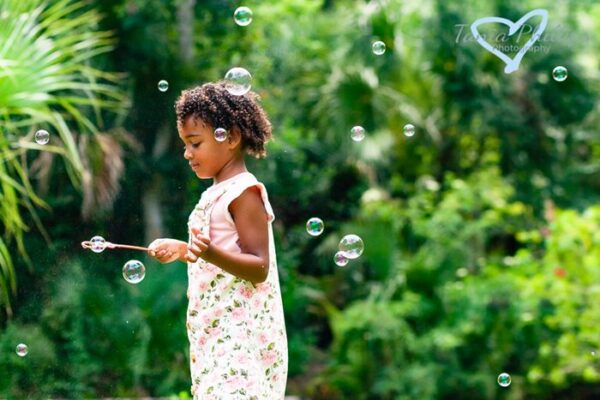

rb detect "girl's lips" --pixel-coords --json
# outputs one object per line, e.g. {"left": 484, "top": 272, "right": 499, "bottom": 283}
{"left": 189, "top": 163, "right": 199, "bottom": 170}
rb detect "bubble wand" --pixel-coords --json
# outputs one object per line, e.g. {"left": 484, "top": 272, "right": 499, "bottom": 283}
{"left": 81, "top": 236, "right": 149, "bottom": 253}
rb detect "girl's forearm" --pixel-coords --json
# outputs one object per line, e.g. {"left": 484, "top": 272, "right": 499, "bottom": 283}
{"left": 201, "top": 244, "right": 269, "bottom": 284}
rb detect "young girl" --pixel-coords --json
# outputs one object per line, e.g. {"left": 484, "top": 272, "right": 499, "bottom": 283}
{"left": 147, "top": 82, "right": 288, "bottom": 399}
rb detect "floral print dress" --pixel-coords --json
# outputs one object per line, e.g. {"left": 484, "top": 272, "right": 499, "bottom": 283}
{"left": 186, "top": 172, "right": 287, "bottom": 399}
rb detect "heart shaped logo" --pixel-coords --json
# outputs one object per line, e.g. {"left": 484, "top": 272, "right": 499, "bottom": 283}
{"left": 470, "top": 9, "right": 548, "bottom": 74}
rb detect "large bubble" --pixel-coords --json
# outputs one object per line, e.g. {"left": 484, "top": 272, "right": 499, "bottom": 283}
{"left": 552, "top": 66, "right": 568, "bottom": 82}
{"left": 350, "top": 126, "right": 366, "bottom": 142}
{"left": 497, "top": 372, "right": 511, "bottom": 387}
{"left": 334, "top": 251, "right": 349, "bottom": 267}
{"left": 403, "top": 124, "right": 415, "bottom": 137}
{"left": 16, "top": 343, "right": 28, "bottom": 357}
{"left": 306, "top": 217, "right": 324, "bottom": 236}
{"left": 123, "top": 260, "right": 145, "bottom": 284}
{"left": 158, "top": 80, "right": 169, "bottom": 92}
{"left": 338, "top": 234, "right": 364, "bottom": 259}
{"left": 372, "top": 41, "right": 386, "bottom": 55}
{"left": 233, "top": 6, "right": 253, "bottom": 26}
{"left": 214, "top": 127, "right": 228, "bottom": 142}
{"left": 35, "top": 129, "right": 49, "bottom": 145}
{"left": 90, "top": 236, "right": 107, "bottom": 253}
{"left": 224, "top": 67, "right": 252, "bottom": 96}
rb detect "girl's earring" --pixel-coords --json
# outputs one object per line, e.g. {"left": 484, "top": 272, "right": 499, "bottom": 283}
{"left": 214, "top": 127, "right": 228, "bottom": 142}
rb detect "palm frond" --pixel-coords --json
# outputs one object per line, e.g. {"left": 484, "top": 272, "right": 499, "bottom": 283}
{"left": 0, "top": 0, "right": 129, "bottom": 315}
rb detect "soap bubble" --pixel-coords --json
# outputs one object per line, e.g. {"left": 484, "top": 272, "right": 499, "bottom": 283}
{"left": 372, "top": 41, "right": 386, "bottom": 55}
{"left": 403, "top": 123, "right": 415, "bottom": 137}
{"left": 339, "top": 234, "right": 364, "bottom": 259}
{"left": 122, "top": 260, "right": 145, "bottom": 284}
{"left": 233, "top": 6, "right": 253, "bottom": 26}
{"left": 90, "top": 236, "right": 107, "bottom": 253}
{"left": 350, "top": 126, "right": 365, "bottom": 142}
{"left": 224, "top": 67, "right": 252, "bottom": 96}
{"left": 552, "top": 66, "right": 568, "bottom": 82}
{"left": 16, "top": 343, "right": 28, "bottom": 357}
{"left": 35, "top": 129, "right": 49, "bottom": 145}
{"left": 497, "top": 372, "right": 511, "bottom": 387}
{"left": 306, "top": 217, "right": 324, "bottom": 236}
{"left": 334, "top": 251, "right": 349, "bottom": 267}
{"left": 214, "top": 127, "right": 228, "bottom": 142}
{"left": 158, "top": 80, "right": 169, "bottom": 92}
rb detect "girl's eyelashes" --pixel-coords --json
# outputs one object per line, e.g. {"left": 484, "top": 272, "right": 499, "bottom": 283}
{"left": 183, "top": 142, "right": 201, "bottom": 150}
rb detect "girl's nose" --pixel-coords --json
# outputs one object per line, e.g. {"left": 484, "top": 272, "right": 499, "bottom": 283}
{"left": 183, "top": 148, "right": 192, "bottom": 160}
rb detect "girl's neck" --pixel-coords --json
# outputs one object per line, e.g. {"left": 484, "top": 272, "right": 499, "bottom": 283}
{"left": 213, "top": 155, "right": 247, "bottom": 185}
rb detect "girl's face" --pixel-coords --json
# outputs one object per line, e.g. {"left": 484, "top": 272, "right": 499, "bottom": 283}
{"left": 179, "top": 117, "right": 236, "bottom": 180}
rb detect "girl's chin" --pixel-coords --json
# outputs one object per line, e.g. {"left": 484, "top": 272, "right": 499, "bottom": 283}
{"left": 194, "top": 171, "right": 211, "bottom": 179}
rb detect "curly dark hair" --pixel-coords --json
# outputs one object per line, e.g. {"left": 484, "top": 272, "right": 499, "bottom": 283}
{"left": 175, "top": 81, "right": 272, "bottom": 158}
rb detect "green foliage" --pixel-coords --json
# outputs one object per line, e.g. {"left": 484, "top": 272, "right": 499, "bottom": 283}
{"left": 1, "top": 0, "right": 600, "bottom": 398}
{"left": 0, "top": 0, "right": 128, "bottom": 316}
{"left": 310, "top": 169, "right": 600, "bottom": 399}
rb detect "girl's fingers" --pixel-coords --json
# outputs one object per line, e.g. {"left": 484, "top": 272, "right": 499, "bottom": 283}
{"left": 189, "top": 243, "right": 203, "bottom": 255}
{"left": 191, "top": 236, "right": 210, "bottom": 248}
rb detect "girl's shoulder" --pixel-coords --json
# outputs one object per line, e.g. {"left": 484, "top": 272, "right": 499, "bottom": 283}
{"left": 220, "top": 172, "right": 274, "bottom": 223}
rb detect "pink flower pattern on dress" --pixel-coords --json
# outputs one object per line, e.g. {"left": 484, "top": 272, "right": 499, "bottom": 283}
{"left": 186, "top": 173, "right": 287, "bottom": 399}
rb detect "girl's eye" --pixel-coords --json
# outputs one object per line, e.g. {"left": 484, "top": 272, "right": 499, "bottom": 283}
{"left": 183, "top": 143, "right": 201, "bottom": 150}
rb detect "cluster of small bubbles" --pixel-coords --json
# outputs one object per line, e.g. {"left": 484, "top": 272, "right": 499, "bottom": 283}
{"left": 90, "top": 235, "right": 107, "bottom": 253}
{"left": 350, "top": 126, "right": 366, "bottom": 142}
{"left": 334, "top": 251, "right": 349, "bottom": 267}
{"left": 158, "top": 80, "right": 169, "bottom": 92}
{"left": 233, "top": 6, "right": 253, "bottom": 26}
{"left": 224, "top": 67, "right": 252, "bottom": 96}
{"left": 306, "top": 217, "right": 324, "bottom": 237}
{"left": 497, "top": 372, "right": 511, "bottom": 387}
{"left": 339, "top": 234, "right": 364, "bottom": 259}
{"left": 372, "top": 40, "right": 386, "bottom": 55}
{"left": 552, "top": 66, "right": 568, "bottom": 82}
{"left": 35, "top": 129, "right": 49, "bottom": 145}
{"left": 122, "top": 260, "right": 145, "bottom": 284}
{"left": 403, "top": 124, "right": 415, "bottom": 137}
{"left": 16, "top": 343, "right": 28, "bottom": 357}
{"left": 214, "top": 127, "right": 228, "bottom": 142}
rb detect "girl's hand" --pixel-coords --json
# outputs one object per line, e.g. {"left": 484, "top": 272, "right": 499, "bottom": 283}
{"left": 187, "top": 227, "right": 211, "bottom": 262}
{"left": 147, "top": 238, "right": 187, "bottom": 263}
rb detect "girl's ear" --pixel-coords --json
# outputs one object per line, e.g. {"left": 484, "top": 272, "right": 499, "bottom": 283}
{"left": 228, "top": 126, "right": 242, "bottom": 149}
